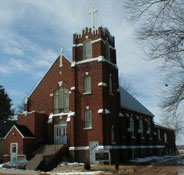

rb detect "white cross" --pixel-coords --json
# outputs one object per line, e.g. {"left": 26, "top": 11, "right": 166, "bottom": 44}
{"left": 88, "top": 7, "right": 98, "bottom": 30}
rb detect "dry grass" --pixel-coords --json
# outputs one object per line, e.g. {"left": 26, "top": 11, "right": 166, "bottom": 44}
{"left": 50, "top": 164, "right": 142, "bottom": 175}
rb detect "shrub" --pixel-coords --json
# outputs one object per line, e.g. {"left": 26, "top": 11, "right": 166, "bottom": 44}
{"left": 84, "top": 162, "right": 91, "bottom": 170}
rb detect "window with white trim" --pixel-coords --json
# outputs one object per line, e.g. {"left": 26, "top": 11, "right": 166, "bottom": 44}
{"left": 84, "top": 75, "right": 91, "bottom": 93}
{"left": 11, "top": 143, "right": 18, "bottom": 154}
{"left": 83, "top": 39, "right": 92, "bottom": 60}
{"left": 109, "top": 74, "right": 113, "bottom": 94}
{"left": 54, "top": 87, "right": 69, "bottom": 113}
{"left": 130, "top": 117, "right": 134, "bottom": 136}
{"left": 85, "top": 109, "right": 92, "bottom": 128}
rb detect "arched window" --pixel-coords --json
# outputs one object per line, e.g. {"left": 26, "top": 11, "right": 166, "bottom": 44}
{"left": 147, "top": 121, "right": 151, "bottom": 134}
{"left": 54, "top": 87, "right": 69, "bottom": 114}
{"left": 84, "top": 75, "right": 91, "bottom": 93}
{"left": 83, "top": 39, "right": 92, "bottom": 60}
{"left": 105, "top": 41, "right": 110, "bottom": 61}
{"left": 109, "top": 74, "right": 113, "bottom": 94}
{"left": 130, "top": 117, "right": 134, "bottom": 136}
{"left": 139, "top": 119, "right": 143, "bottom": 134}
{"left": 164, "top": 133, "right": 167, "bottom": 143}
{"left": 85, "top": 109, "right": 92, "bottom": 128}
{"left": 111, "top": 125, "right": 115, "bottom": 143}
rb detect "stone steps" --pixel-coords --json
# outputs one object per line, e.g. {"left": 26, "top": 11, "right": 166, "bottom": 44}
{"left": 26, "top": 144, "right": 66, "bottom": 170}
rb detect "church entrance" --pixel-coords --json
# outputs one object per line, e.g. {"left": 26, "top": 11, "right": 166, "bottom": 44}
{"left": 54, "top": 120, "right": 67, "bottom": 144}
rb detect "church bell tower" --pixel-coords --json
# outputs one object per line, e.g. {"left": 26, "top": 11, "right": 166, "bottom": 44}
{"left": 71, "top": 6, "right": 120, "bottom": 150}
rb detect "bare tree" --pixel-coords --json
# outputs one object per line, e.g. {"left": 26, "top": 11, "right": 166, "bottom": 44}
{"left": 161, "top": 109, "right": 184, "bottom": 140}
{"left": 123, "top": 0, "right": 184, "bottom": 135}
{"left": 119, "top": 74, "right": 137, "bottom": 96}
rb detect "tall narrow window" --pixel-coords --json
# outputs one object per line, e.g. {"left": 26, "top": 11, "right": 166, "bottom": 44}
{"left": 164, "top": 133, "right": 167, "bottom": 143}
{"left": 109, "top": 74, "right": 113, "bottom": 94}
{"left": 111, "top": 126, "right": 115, "bottom": 143}
{"left": 83, "top": 39, "right": 92, "bottom": 60}
{"left": 54, "top": 87, "right": 69, "bottom": 114}
{"left": 105, "top": 41, "right": 110, "bottom": 61}
{"left": 84, "top": 75, "right": 91, "bottom": 93}
{"left": 158, "top": 129, "right": 161, "bottom": 140}
{"left": 139, "top": 119, "right": 143, "bottom": 135}
{"left": 147, "top": 121, "right": 151, "bottom": 134}
{"left": 85, "top": 109, "right": 92, "bottom": 128}
{"left": 130, "top": 117, "right": 134, "bottom": 136}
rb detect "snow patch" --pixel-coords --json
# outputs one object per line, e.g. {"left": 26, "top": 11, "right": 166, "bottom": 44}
{"left": 57, "top": 162, "right": 84, "bottom": 167}
{"left": 51, "top": 171, "right": 103, "bottom": 175}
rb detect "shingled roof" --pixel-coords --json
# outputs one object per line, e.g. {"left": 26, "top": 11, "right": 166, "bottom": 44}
{"left": 4, "top": 125, "right": 35, "bottom": 139}
{"left": 15, "top": 125, "right": 34, "bottom": 137}
{"left": 120, "top": 87, "right": 154, "bottom": 117}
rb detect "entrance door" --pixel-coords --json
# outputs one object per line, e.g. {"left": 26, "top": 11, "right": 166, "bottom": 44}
{"left": 89, "top": 141, "right": 99, "bottom": 164}
{"left": 54, "top": 125, "right": 67, "bottom": 144}
{"left": 10, "top": 143, "right": 18, "bottom": 164}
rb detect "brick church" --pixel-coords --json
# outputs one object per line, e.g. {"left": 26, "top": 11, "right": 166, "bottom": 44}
{"left": 3, "top": 8, "right": 176, "bottom": 165}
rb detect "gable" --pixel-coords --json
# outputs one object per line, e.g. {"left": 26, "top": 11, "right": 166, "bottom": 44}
{"left": 4, "top": 125, "right": 35, "bottom": 139}
{"left": 29, "top": 55, "right": 71, "bottom": 99}
{"left": 26, "top": 54, "right": 74, "bottom": 116}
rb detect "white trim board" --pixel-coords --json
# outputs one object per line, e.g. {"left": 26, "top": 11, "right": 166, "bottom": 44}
{"left": 69, "top": 145, "right": 165, "bottom": 151}
{"left": 72, "top": 56, "right": 118, "bottom": 69}
{"left": 73, "top": 38, "right": 115, "bottom": 50}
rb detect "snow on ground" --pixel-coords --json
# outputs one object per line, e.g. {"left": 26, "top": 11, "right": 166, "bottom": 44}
{"left": 0, "top": 164, "right": 3, "bottom": 168}
{"left": 51, "top": 171, "right": 103, "bottom": 175}
{"left": 129, "top": 155, "right": 181, "bottom": 163}
{"left": 57, "top": 162, "right": 84, "bottom": 167}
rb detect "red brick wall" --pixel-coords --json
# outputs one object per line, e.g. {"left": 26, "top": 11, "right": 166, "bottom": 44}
{"left": 17, "top": 112, "right": 47, "bottom": 138}
{"left": 102, "top": 62, "right": 120, "bottom": 145}
{"left": 74, "top": 61, "right": 104, "bottom": 146}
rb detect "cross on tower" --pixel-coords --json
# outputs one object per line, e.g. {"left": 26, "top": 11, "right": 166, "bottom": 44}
{"left": 88, "top": 6, "right": 98, "bottom": 30}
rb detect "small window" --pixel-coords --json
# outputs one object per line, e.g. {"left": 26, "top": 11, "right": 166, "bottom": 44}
{"left": 83, "top": 39, "right": 92, "bottom": 60}
{"left": 84, "top": 75, "right": 91, "bottom": 93}
{"left": 11, "top": 143, "right": 18, "bottom": 154}
{"left": 85, "top": 109, "right": 92, "bottom": 128}
{"left": 109, "top": 74, "right": 113, "bottom": 94}
{"left": 130, "top": 117, "right": 134, "bottom": 136}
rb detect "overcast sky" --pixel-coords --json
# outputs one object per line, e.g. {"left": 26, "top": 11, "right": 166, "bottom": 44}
{"left": 0, "top": 1, "right": 168, "bottom": 130}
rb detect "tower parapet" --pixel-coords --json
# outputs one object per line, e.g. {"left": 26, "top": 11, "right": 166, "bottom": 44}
{"left": 73, "top": 27, "right": 115, "bottom": 47}
{"left": 73, "top": 27, "right": 116, "bottom": 63}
